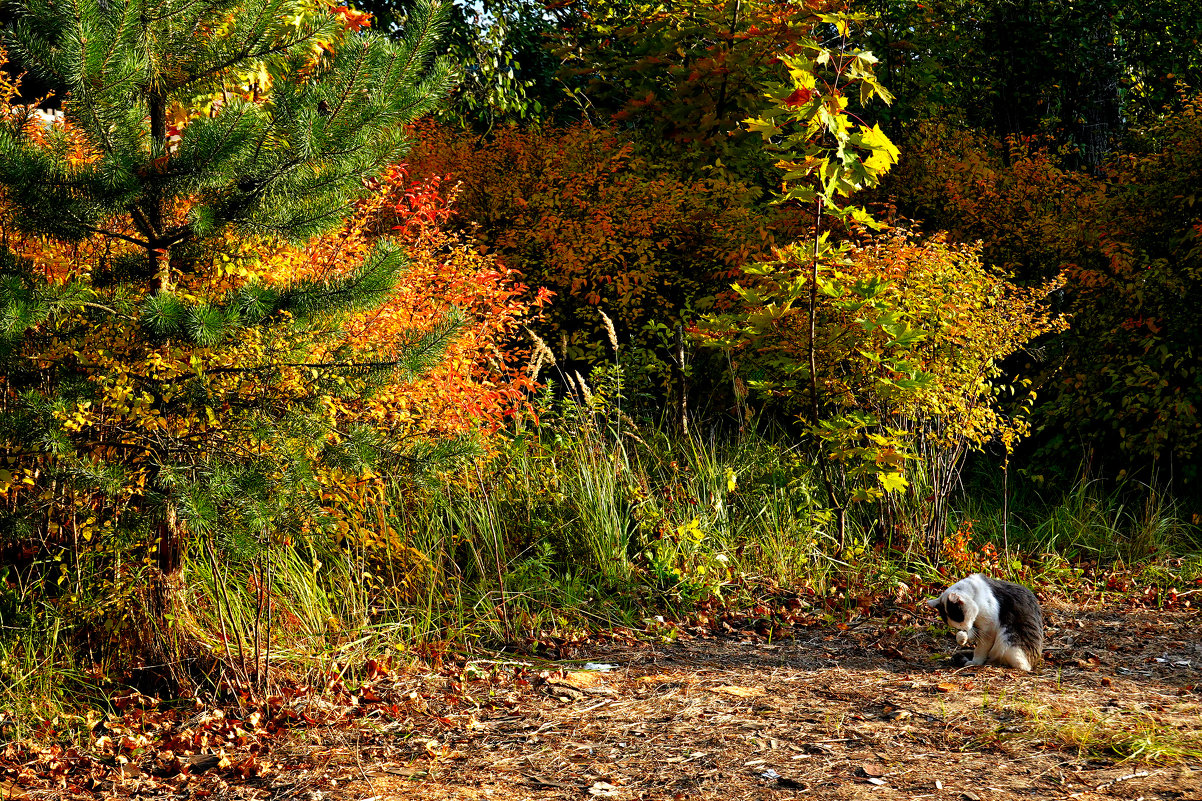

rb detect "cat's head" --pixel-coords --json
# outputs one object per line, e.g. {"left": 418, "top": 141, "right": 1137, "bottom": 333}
{"left": 927, "top": 588, "right": 973, "bottom": 630}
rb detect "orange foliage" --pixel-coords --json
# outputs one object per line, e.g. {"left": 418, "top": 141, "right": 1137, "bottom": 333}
{"left": 331, "top": 5, "right": 373, "bottom": 32}
{"left": 1, "top": 110, "right": 538, "bottom": 534}
{"left": 887, "top": 111, "right": 1202, "bottom": 479}
{"left": 1, "top": 52, "right": 101, "bottom": 282}
{"left": 941, "top": 520, "right": 1003, "bottom": 576}
{"left": 885, "top": 122, "right": 1104, "bottom": 285}
{"left": 163, "top": 163, "right": 542, "bottom": 443}
{"left": 406, "top": 121, "right": 774, "bottom": 388}
{"left": 317, "top": 164, "right": 547, "bottom": 439}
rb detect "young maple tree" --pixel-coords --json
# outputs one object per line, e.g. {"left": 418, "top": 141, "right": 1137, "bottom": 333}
{"left": 699, "top": 13, "right": 1063, "bottom": 558}
{"left": 0, "top": 0, "right": 454, "bottom": 687}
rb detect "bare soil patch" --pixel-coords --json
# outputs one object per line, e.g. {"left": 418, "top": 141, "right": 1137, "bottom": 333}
{"left": 271, "top": 603, "right": 1202, "bottom": 801}
{"left": 4, "top": 602, "right": 1200, "bottom": 800}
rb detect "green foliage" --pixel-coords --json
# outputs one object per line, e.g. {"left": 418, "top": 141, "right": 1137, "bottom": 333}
{"left": 360, "top": 0, "right": 559, "bottom": 129}
{"left": 711, "top": 230, "right": 1065, "bottom": 537}
{"left": 546, "top": 0, "right": 818, "bottom": 172}
{"left": 955, "top": 469, "right": 1200, "bottom": 567}
{"left": 1, "top": 0, "right": 453, "bottom": 252}
{"left": 1045, "top": 95, "right": 1202, "bottom": 481}
{"left": 2, "top": 0, "right": 1201, "bottom": 728}
{"left": 386, "top": 387, "right": 837, "bottom": 632}
{"left": 0, "top": 565, "right": 85, "bottom": 742}
{"left": 702, "top": 15, "right": 1063, "bottom": 559}
{"left": 885, "top": 99, "right": 1202, "bottom": 488}
{"left": 701, "top": 13, "right": 905, "bottom": 529}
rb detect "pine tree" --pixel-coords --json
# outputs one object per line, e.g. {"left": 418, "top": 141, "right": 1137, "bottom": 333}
{"left": 0, "top": 0, "right": 455, "bottom": 688}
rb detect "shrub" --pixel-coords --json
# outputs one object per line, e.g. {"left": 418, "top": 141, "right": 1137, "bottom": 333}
{"left": 408, "top": 121, "right": 775, "bottom": 413}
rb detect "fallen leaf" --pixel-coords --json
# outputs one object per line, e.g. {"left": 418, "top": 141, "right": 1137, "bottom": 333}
{"left": 185, "top": 754, "right": 221, "bottom": 772}
{"left": 561, "top": 671, "right": 606, "bottom": 690}
{"left": 711, "top": 685, "right": 766, "bottom": 698}
{"left": 543, "top": 677, "right": 586, "bottom": 699}
{"left": 233, "top": 755, "right": 259, "bottom": 779}
{"left": 636, "top": 674, "right": 682, "bottom": 685}
{"left": 0, "top": 780, "right": 28, "bottom": 798}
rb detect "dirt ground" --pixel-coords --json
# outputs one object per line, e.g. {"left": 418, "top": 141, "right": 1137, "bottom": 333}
{"left": 286, "top": 601, "right": 1202, "bottom": 801}
{"left": 5, "top": 599, "right": 1200, "bottom": 801}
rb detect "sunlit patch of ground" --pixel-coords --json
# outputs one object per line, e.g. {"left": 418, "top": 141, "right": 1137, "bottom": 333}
{"left": 315, "top": 606, "right": 1202, "bottom": 801}
{"left": 3, "top": 605, "right": 1199, "bottom": 800}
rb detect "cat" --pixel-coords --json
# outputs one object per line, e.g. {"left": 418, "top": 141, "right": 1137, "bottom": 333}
{"left": 927, "top": 573, "right": 1044, "bottom": 671}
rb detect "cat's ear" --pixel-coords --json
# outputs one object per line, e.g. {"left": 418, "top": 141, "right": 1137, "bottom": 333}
{"left": 926, "top": 597, "right": 940, "bottom": 608}
{"left": 947, "top": 591, "right": 965, "bottom": 604}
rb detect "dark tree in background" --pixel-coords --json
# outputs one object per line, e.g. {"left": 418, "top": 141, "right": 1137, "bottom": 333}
{"left": 865, "top": 0, "right": 1202, "bottom": 167}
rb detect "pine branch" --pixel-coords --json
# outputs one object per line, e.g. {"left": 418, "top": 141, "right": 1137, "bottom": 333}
{"left": 393, "top": 0, "right": 450, "bottom": 86}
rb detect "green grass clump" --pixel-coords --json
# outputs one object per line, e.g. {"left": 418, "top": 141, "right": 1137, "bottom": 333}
{"left": 0, "top": 576, "right": 89, "bottom": 744}
{"left": 1000, "top": 696, "right": 1202, "bottom": 763}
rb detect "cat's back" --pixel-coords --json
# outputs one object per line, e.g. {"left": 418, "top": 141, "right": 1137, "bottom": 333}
{"left": 983, "top": 576, "right": 1044, "bottom": 655}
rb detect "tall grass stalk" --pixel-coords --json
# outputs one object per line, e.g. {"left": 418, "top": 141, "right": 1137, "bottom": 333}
{"left": 0, "top": 601, "right": 83, "bottom": 741}
{"left": 959, "top": 477, "right": 1197, "bottom": 564}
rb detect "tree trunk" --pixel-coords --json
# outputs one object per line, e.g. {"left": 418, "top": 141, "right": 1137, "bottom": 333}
{"left": 1075, "top": 17, "right": 1120, "bottom": 171}
{"left": 134, "top": 502, "right": 208, "bottom": 693}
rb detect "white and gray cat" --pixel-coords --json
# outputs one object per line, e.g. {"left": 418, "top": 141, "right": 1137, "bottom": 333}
{"left": 928, "top": 573, "right": 1043, "bottom": 671}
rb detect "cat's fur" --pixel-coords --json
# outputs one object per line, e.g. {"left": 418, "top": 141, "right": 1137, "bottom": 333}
{"left": 927, "top": 574, "right": 1043, "bottom": 671}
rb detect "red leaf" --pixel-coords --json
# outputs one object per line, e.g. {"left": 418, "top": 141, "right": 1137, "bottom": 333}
{"left": 783, "top": 88, "right": 814, "bottom": 107}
